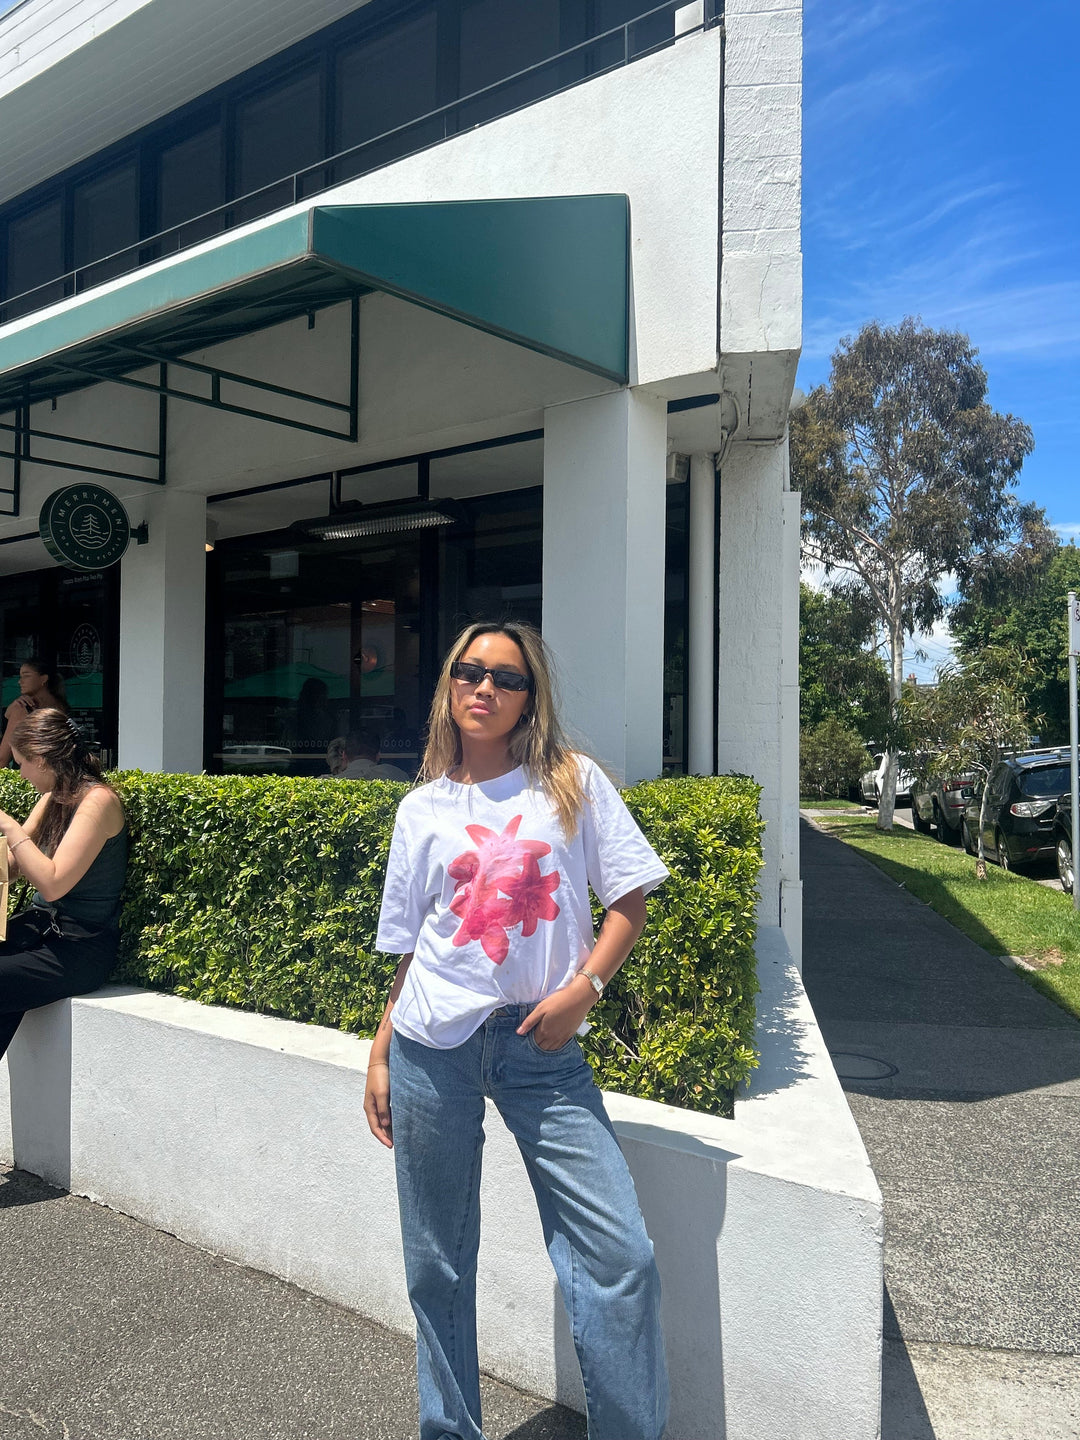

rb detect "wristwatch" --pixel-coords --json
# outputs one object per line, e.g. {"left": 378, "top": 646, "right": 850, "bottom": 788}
{"left": 578, "top": 966, "right": 605, "bottom": 997}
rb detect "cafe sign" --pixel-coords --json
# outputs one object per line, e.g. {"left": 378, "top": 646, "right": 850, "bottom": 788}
{"left": 39, "top": 484, "right": 132, "bottom": 572}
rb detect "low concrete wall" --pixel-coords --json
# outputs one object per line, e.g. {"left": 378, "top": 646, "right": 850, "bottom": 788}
{"left": 1, "top": 926, "right": 882, "bottom": 1439}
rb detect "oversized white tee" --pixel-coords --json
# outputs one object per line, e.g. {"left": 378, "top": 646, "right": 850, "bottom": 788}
{"left": 376, "top": 758, "right": 669, "bottom": 1049}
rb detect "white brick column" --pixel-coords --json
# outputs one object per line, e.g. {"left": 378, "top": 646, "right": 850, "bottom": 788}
{"left": 717, "top": 438, "right": 801, "bottom": 948}
{"left": 118, "top": 488, "right": 206, "bottom": 773}
{"left": 542, "top": 390, "right": 668, "bottom": 784}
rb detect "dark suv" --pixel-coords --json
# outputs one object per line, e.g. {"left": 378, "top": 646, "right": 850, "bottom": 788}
{"left": 1054, "top": 796, "right": 1074, "bottom": 894}
{"left": 961, "top": 749, "right": 1073, "bottom": 870}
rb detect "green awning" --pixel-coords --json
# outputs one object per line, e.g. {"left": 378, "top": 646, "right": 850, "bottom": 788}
{"left": 0, "top": 196, "right": 630, "bottom": 411}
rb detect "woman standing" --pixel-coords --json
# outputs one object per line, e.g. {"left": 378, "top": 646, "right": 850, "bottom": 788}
{"left": 365, "top": 622, "right": 669, "bottom": 1440}
{"left": 0, "top": 709, "right": 127, "bottom": 1060}
{"left": 0, "top": 659, "right": 68, "bottom": 769}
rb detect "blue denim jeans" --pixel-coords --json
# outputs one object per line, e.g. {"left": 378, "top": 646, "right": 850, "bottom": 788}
{"left": 389, "top": 1006, "right": 668, "bottom": 1440}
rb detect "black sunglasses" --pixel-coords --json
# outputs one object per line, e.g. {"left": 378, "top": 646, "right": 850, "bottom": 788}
{"left": 450, "top": 661, "right": 532, "bottom": 693}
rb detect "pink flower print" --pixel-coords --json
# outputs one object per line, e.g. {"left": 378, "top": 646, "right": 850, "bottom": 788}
{"left": 447, "top": 814, "right": 561, "bottom": 963}
{"left": 451, "top": 888, "right": 513, "bottom": 964}
{"left": 504, "top": 853, "right": 561, "bottom": 936}
{"left": 464, "top": 815, "right": 551, "bottom": 869}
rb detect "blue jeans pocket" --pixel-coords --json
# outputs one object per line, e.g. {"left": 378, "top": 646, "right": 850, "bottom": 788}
{"left": 525, "top": 1027, "right": 579, "bottom": 1057}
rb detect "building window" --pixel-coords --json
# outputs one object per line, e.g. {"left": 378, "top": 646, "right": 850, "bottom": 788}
{"left": 455, "top": 0, "right": 563, "bottom": 127}
{"left": 4, "top": 196, "right": 65, "bottom": 318}
{"left": 72, "top": 159, "right": 140, "bottom": 288}
{"left": 335, "top": 8, "right": 441, "bottom": 179}
{"left": 0, "top": 567, "right": 120, "bottom": 765}
{"left": 234, "top": 67, "right": 324, "bottom": 221}
{"left": 156, "top": 119, "right": 225, "bottom": 250}
{"left": 208, "top": 448, "right": 544, "bottom": 777}
{"left": 0, "top": 2, "right": 690, "bottom": 321}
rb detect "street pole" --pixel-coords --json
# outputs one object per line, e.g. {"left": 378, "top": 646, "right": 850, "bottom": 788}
{"left": 1068, "top": 592, "right": 1080, "bottom": 912}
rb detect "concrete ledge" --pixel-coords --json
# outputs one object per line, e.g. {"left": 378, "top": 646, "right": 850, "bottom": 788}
{"left": 1, "top": 926, "right": 882, "bottom": 1440}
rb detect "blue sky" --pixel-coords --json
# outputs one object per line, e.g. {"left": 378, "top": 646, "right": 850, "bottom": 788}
{"left": 798, "top": 0, "right": 1079, "bottom": 544}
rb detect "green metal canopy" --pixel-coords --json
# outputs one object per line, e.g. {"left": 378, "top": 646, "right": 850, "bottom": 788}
{"left": 0, "top": 195, "right": 630, "bottom": 414}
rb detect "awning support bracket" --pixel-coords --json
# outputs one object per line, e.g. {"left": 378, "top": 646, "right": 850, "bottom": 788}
{"left": 56, "top": 293, "right": 359, "bottom": 445}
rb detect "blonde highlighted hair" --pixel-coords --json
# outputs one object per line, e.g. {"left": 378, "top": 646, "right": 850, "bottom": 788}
{"left": 420, "top": 621, "right": 586, "bottom": 838}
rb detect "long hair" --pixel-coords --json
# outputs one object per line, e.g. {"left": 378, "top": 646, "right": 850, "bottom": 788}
{"left": 420, "top": 622, "right": 586, "bottom": 838}
{"left": 10, "top": 709, "right": 115, "bottom": 856}
{"left": 24, "top": 657, "right": 67, "bottom": 709}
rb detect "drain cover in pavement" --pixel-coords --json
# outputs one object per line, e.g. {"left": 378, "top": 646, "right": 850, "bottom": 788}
{"left": 831, "top": 1051, "right": 898, "bottom": 1080}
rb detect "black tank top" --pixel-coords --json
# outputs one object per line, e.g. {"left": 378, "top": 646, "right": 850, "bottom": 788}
{"left": 33, "top": 822, "right": 129, "bottom": 929}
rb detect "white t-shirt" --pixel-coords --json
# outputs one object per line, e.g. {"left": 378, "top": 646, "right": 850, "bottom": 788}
{"left": 376, "top": 757, "right": 669, "bottom": 1049}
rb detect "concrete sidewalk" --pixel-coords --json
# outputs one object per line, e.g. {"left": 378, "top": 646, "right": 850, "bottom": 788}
{"left": 0, "top": 1164, "right": 584, "bottom": 1440}
{"left": 800, "top": 818, "right": 1080, "bottom": 1440}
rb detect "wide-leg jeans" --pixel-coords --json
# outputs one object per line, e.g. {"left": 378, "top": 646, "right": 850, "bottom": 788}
{"left": 389, "top": 1006, "right": 668, "bottom": 1440}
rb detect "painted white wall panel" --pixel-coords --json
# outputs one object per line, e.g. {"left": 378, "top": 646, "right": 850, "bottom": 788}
{"left": 0, "top": 925, "right": 883, "bottom": 1440}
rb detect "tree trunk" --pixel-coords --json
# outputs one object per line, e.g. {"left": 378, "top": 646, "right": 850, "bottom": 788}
{"left": 976, "top": 783, "right": 990, "bottom": 881}
{"left": 877, "top": 580, "right": 906, "bottom": 832}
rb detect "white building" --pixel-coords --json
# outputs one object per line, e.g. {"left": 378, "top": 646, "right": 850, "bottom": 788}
{"left": 0, "top": 0, "right": 802, "bottom": 949}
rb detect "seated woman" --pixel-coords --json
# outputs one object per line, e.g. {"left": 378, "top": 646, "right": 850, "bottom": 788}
{"left": 0, "top": 710, "right": 127, "bottom": 1061}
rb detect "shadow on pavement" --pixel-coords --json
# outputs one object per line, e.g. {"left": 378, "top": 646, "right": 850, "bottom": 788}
{"left": 0, "top": 1165, "right": 66, "bottom": 1209}
{"left": 881, "top": 1276, "right": 938, "bottom": 1439}
{"left": 501, "top": 1406, "right": 587, "bottom": 1439}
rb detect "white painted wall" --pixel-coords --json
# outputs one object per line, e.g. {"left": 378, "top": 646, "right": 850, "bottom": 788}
{"left": 721, "top": 0, "right": 802, "bottom": 440}
{"left": 542, "top": 389, "right": 668, "bottom": 783}
{"left": 117, "top": 486, "right": 206, "bottom": 772}
{"left": 0, "top": 926, "right": 883, "bottom": 1440}
{"left": 717, "top": 439, "right": 801, "bottom": 939}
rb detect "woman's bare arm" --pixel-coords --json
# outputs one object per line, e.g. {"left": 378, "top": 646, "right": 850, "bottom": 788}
{"left": 0, "top": 787, "right": 123, "bottom": 901}
{"left": 363, "top": 953, "right": 413, "bottom": 1149}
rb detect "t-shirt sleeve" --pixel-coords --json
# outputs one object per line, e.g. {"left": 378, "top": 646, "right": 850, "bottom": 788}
{"left": 579, "top": 759, "right": 669, "bottom": 909}
{"left": 376, "top": 809, "right": 426, "bottom": 953}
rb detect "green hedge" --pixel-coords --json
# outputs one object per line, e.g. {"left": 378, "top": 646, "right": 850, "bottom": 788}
{"left": 0, "top": 770, "right": 763, "bottom": 1115}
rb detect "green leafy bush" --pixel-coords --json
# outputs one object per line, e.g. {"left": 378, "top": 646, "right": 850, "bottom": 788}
{"left": 0, "top": 769, "right": 763, "bottom": 1116}
{"left": 800, "top": 717, "right": 869, "bottom": 799}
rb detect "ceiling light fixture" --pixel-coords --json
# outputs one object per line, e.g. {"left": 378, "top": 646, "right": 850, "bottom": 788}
{"left": 296, "top": 497, "right": 463, "bottom": 541}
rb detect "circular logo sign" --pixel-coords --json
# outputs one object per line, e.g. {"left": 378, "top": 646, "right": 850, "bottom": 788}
{"left": 69, "top": 623, "right": 101, "bottom": 675}
{"left": 39, "top": 485, "right": 131, "bottom": 572}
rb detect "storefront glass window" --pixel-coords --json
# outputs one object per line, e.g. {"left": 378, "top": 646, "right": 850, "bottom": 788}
{"left": 0, "top": 568, "right": 120, "bottom": 767}
{"left": 215, "top": 535, "right": 423, "bottom": 776}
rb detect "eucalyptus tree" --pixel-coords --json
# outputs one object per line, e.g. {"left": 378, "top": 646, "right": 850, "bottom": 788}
{"left": 791, "top": 319, "right": 1046, "bottom": 829}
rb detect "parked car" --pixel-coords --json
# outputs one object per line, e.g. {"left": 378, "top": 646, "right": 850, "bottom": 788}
{"left": 222, "top": 744, "right": 293, "bottom": 770}
{"left": 1054, "top": 795, "right": 1074, "bottom": 894}
{"left": 961, "top": 749, "right": 1073, "bottom": 870}
{"left": 859, "top": 751, "right": 915, "bottom": 805}
{"left": 910, "top": 771, "right": 975, "bottom": 843}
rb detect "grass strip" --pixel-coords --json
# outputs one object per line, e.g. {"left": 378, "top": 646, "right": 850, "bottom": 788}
{"left": 799, "top": 797, "right": 867, "bottom": 811}
{"left": 815, "top": 813, "right": 1080, "bottom": 1019}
